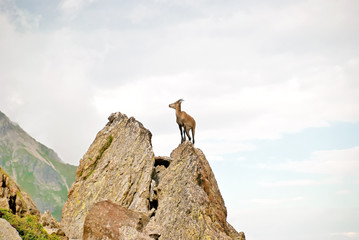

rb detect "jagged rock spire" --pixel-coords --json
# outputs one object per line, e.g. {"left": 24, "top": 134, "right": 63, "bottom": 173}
{"left": 61, "top": 112, "right": 244, "bottom": 240}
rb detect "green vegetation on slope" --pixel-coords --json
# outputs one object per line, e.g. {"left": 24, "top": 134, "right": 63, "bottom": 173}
{"left": 0, "top": 208, "right": 60, "bottom": 240}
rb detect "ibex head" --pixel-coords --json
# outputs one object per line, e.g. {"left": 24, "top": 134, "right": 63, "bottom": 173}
{"left": 169, "top": 99, "right": 184, "bottom": 109}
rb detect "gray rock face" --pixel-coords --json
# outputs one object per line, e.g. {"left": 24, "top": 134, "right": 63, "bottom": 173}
{"left": 0, "top": 167, "right": 39, "bottom": 217}
{"left": 61, "top": 112, "right": 244, "bottom": 240}
{"left": 40, "top": 210, "right": 67, "bottom": 239}
{"left": 0, "top": 218, "right": 22, "bottom": 240}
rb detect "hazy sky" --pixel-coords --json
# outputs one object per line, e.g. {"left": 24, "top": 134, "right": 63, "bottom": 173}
{"left": 1, "top": 0, "right": 359, "bottom": 239}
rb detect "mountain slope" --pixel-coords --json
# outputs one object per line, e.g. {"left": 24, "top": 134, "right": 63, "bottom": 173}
{"left": 0, "top": 110, "right": 77, "bottom": 221}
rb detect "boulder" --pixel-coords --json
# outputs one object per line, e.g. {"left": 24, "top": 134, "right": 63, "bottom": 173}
{"left": 0, "top": 218, "right": 22, "bottom": 240}
{"left": 83, "top": 200, "right": 151, "bottom": 240}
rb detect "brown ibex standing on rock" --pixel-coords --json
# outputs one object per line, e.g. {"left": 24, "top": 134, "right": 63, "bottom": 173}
{"left": 169, "top": 99, "right": 196, "bottom": 144}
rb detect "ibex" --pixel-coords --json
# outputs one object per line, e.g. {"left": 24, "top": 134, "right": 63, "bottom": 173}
{"left": 169, "top": 99, "right": 196, "bottom": 144}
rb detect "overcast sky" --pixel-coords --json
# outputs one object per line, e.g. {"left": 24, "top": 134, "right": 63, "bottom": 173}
{"left": 1, "top": 0, "right": 359, "bottom": 239}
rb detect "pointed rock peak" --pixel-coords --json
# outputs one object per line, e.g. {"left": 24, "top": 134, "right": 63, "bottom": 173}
{"left": 106, "top": 112, "right": 151, "bottom": 140}
{"left": 62, "top": 112, "right": 244, "bottom": 239}
{"left": 62, "top": 112, "right": 155, "bottom": 239}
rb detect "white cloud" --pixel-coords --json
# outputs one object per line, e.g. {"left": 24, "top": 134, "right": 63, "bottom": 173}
{"left": 0, "top": 1, "right": 41, "bottom": 31}
{"left": 0, "top": 10, "right": 104, "bottom": 164}
{"left": 237, "top": 156, "right": 247, "bottom": 162}
{"left": 228, "top": 207, "right": 359, "bottom": 240}
{"left": 260, "top": 179, "right": 337, "bottom": 187}
{"left": 336, "top": 190, "right": 351, "bottom": 195}
{"left": 250, "top": 196, "right": 304, "bottom": 206}
{"left": 62, "top": 0, "right": 359, "bottom": 154}
{"left": 58, "top": 0, "right": 97, "bottom": 17}
{"left": 279, "top": 146, "right": 359, "bottom": 176}
{"left": 127, "top": 4, "right": 160, "bottom": 24}
{"left": 330, "top": 232, "right": 359, "bottom": 239}
{"left": 1, "top": 0, "right": 359, "bottom": 165}
{"left": 199, "top": 141, "right": 255, "bottom": 162}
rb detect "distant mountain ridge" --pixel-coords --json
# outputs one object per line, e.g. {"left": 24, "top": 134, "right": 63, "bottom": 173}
{"left": 0, "top": 110, "right": 77, "bottom": 221}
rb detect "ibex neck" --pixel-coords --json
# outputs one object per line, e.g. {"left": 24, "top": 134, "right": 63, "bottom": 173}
{"left": 176, "top": 105, "right": 182, "bottom": 115}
